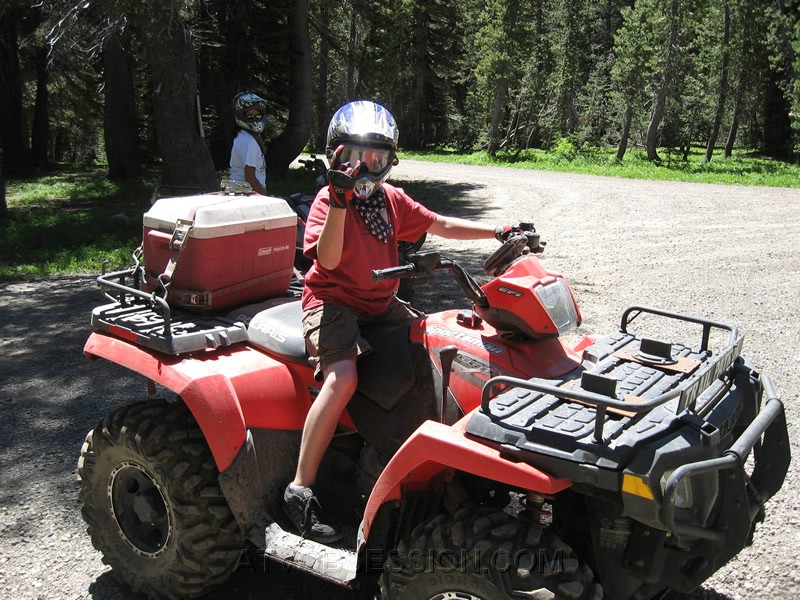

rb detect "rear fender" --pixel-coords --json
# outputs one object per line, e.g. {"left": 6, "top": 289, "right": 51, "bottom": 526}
{"left": 359, "top": 416, "right": 571, "bottom": 544}
{"left": 84, "top": 332, "right": 306, "bottom": 472}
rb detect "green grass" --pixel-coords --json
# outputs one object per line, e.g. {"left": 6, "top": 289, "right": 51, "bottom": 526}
{"left": 1, "top": 147, "right": 797, "bottom": 280}
{"left": 0, "top": 165, "right": 320, "bottom": 281}
{"left": 1, "top": 168, "right": 158, "bottom": 280}
{"left": 399, "top": 145, "right": 800, "bottom": 188}
{"left": 7, "top": 167, "right": 155, "bottom": 206}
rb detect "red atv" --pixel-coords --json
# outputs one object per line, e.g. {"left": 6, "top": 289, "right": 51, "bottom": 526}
{"left": 78, "top": 207, "right": 790, "bottom": 600}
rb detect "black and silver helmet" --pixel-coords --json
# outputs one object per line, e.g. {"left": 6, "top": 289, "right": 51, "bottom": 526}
{"left": 233, "top": 92, "right": 267, "bottom": 134}
{"left": 326, "top": 101, "right": 399, "bottom": 199}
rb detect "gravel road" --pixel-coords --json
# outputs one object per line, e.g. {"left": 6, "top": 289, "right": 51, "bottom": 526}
{"left": 1, "top": 159, "right": 798, "bottom": 599}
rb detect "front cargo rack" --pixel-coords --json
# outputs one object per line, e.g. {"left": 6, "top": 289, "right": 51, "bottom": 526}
{"left": 466, "top": 307, "right": 744, "bottom": 483}
{"left": 91, "top": 265, "right": 249, "bottom": 355}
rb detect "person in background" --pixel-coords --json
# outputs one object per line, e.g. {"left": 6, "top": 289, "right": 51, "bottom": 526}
{"left": 229, "top": 92, "right": 268, "bottom": 195}
{"left": 282, "top": 100, "right": 515, "bottom": 542}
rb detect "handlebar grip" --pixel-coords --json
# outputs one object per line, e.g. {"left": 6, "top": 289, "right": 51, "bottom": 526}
{"left": 371, "top": 264, "right": 416, "bottom": 282}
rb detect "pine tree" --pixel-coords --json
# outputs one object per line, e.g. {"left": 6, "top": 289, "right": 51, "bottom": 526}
{"left": 472, "top": 0, "right": 536, "bottom": 154}
{"left": 703, "top": 0, "right": 731, "bottom": 162}
{"left": 611, "top": 0, "right": 662, "bottom": 160}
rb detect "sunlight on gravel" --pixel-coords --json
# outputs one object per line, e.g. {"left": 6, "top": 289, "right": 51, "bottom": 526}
{"left": 1, "top": 162, "right": 799, "bottom": 599}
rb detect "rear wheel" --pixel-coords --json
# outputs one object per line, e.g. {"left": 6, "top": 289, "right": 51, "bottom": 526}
{"left": 380, "top": 508, "right": 601, "bottom": 600}
{"left": 77, "top": 399, "right": 243, "bottom": 599}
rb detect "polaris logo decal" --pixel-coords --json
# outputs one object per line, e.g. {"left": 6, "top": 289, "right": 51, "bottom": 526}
{"left": 258, "top": 244, "right": 292, "bottom": 257}
{"left": 250, "top": 322, "right": 288, "bottom": 343}
{"left": 425, "top": 325, "right": 505, "bottom": 355}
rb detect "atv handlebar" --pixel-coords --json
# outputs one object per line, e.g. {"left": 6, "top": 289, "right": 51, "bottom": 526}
{"left": 371, "top": 263, "right": 417, "bottom": 281}
{"left": 372, "top": 250, "right": 489, "bottom": 307}
{"left": 372, "top": 221, "right": 541, "bottom": 306}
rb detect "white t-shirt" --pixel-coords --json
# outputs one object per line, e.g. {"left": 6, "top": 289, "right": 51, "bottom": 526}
{"left": 229, "top": 130, "right": 267, "bottom": 187}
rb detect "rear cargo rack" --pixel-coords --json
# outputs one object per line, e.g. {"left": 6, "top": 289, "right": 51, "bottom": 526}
{"left": 479, "top": 306, "right": 743, "bottom": 444}
{"left": 91, "top": 265, "right": 249, "bottom": 355}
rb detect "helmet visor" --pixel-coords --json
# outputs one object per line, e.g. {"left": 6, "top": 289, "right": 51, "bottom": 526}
{"left": 338, "top": 145, "right": 392, "bottom": 174}
{"left": 244, "top": 112, "right": 264, "bottom": 124}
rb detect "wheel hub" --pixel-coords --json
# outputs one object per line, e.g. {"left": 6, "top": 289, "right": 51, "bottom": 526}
{"left": 107, "top": 460, "right": 172, "bottom": 558}
{"left": 429, "top": 593, "right": 485, "bottom": 600}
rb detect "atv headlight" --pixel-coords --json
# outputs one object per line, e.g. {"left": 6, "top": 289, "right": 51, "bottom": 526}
{"left": 535, "top": 278, "right": 580, "bottom": 335}
{"left": 661, "top": 471, "right": 694, "bottom": 509}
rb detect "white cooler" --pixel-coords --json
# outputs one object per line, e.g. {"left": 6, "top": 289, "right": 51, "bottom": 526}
{"left": 142, "top": 193, "right": 297, "bottom": 311}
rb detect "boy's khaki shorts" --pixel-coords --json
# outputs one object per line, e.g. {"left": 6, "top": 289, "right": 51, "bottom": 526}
{"left": 302, "top": 298, "right": 422, "bottom": 378}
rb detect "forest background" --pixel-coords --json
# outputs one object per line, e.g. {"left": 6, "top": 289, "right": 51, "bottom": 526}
{"left": 1, "top": 0, "right": 799, "bottom": 228}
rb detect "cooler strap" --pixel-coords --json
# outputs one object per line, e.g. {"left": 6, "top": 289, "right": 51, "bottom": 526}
{"left": 161, "top": 214, "right": 196, "bottom": 284}
{"left": 169, "top": 268, "right": 293, "bottom": 309}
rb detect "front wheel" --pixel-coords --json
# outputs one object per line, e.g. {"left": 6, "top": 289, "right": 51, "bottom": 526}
{"left": 380, "top": 508, "right": 601, "bottom": 600}
{"left": 77, "top": 399, "right": 244, "bottom": 599}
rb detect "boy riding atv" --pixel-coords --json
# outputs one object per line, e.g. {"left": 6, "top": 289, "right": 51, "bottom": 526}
{"left": 78, "top": 103, "right": 790, "bottom": 600}
{"left": 284, "top": 100, "right": 514, "bottom": 542}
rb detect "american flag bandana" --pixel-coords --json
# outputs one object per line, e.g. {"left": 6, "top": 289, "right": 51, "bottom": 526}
{"left": 352, "top": 189, "right": 393, "bottom": 244}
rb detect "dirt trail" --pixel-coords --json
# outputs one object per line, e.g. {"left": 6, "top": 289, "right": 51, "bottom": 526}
{"left": 1, "top": 160, "right": 798, "bottom": 599}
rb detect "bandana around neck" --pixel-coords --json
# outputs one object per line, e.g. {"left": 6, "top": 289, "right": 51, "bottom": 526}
{"left": 352, "top": 188, "right": 392, "bottom": 244}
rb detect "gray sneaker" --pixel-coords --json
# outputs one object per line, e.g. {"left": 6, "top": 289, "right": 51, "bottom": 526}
{"left": 282, "top": 484, "right": 344, "bottom": 543}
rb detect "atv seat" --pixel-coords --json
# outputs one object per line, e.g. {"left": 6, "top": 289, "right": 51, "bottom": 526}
{"left": 247, "top": 300, "right": 308, "bottom": 365}
{"left": 246, "top": 300, "right": 418, "bottom": 414}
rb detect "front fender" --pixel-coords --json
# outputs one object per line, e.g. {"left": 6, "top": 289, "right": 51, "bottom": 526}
{"left": 84, "top": 332, "right": 306, "bottom": 471}
{"left": 360, "top": 416, "right": 572, "bottom": 543}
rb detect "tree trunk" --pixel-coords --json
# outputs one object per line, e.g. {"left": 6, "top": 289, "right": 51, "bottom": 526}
{"left": 505, "top": 62, "right": 533, "bottom": 151}
{"left": 206, "top": 0, "right": 249, "bottom": 171}
{"left": 762, "top": 74, "right": 792, "bottom": 160}
{"left": 265, "top": 0, "right": 312, "bottom": 179}
{"left": 315, "top": 0, "right": 331, "bottom": 151}
{"left": 30, "top": 45, "right": 49, "bottom": 169}
{"left": 0, "top": 149, "right": 8, "bottom": 224}
{"left": 724, "top": 80, "right": 743, "bottom": 159}
{"left": 346, "top": 8, "right": 357, "bottom": 98}
{"left": 616, "top": 103, "right": 633, "bottom": 161}
{"left": 646, "top": 0, "right": 680, "bottom": 163}
{"left": 704, "top": 0, "right": 730, "bottom": 163}
{"left": 683, "top": 107, "right": 697, "bottom": 161}
{"left": 409, "top": 2, "right": 429, "bottom": 149}
{"left": 487, "top": 80, "right": 508, "bottom": 156}
{"left": 645, "top": 78, "right": 665, "bottom": 162}
{"left": 146, "top": 22, "right": 219, "bottom": 191}
{"left": 103, "top": 31, "right": 142, "bottom": 180}
{"left": 0, "top": 8, "right": 26, "bottom": 175}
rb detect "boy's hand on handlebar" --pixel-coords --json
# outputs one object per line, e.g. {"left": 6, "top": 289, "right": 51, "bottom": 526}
{"left": 327, "top": 145, "right": 361, "bottom": 209}
{"left": 494, "top": 222, "right": 534, "bottom": 242}
{"left": 495, "top": 222, "right": 544, "bottom": 253}
{"left": 494, "top": 224, "right": 513, "bottom": 242}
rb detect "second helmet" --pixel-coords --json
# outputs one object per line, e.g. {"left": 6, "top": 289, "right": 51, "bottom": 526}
{"left": 233, "top": 92, "right": 268, "bottom": 134}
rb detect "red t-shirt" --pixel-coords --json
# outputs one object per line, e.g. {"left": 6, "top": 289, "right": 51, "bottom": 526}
{"left": 301, "top": 183, "right": 437, "bottom": 315}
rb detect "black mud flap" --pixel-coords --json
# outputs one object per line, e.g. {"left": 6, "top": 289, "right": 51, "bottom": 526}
{"left": 356, "top": 322, "right": 417, "bottom": 411}
{"left": 347, "top": 328, "right": 440, "bottom": 460}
